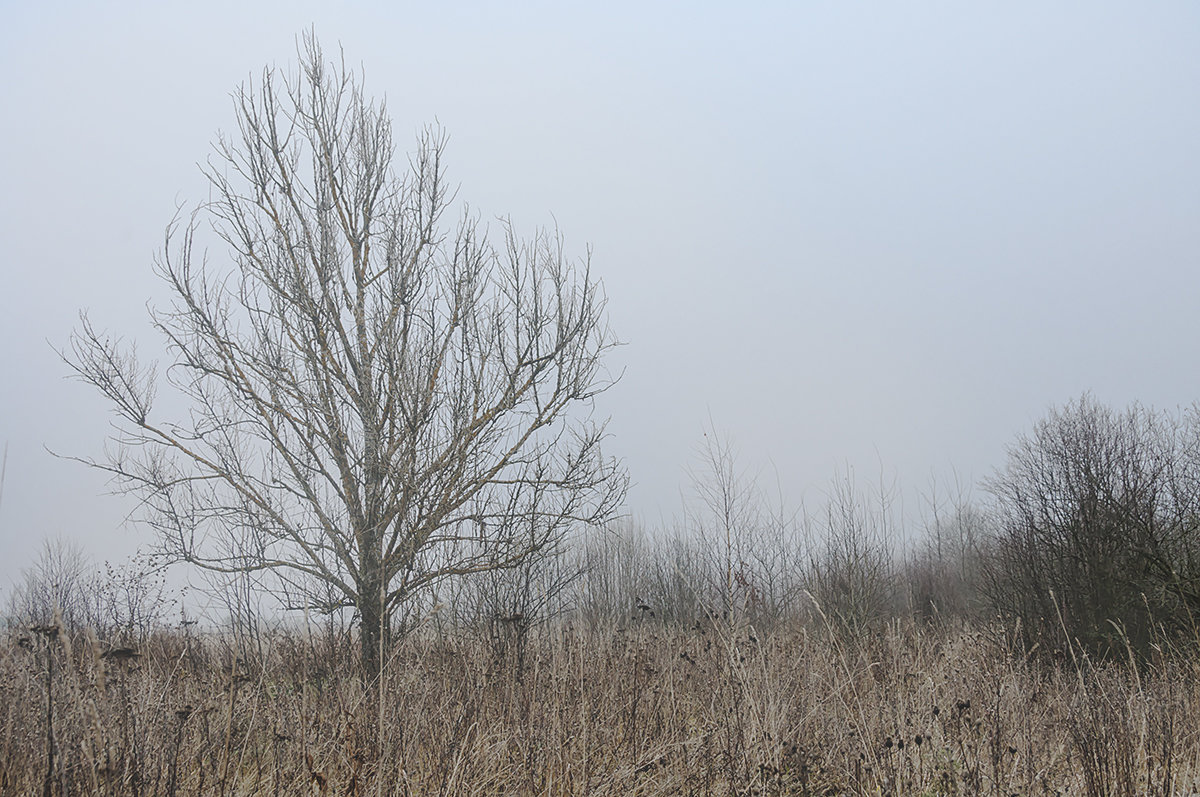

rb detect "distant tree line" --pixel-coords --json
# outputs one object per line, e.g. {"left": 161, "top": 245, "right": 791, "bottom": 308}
{"left": 14, "top": 395, "right": 1200, "bottom": 664}
{"left": 419, "top": 395, "right": 1200, "bottom": 662}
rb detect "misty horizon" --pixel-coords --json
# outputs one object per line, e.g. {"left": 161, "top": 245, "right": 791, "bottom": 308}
{"left": 2, "top": 3, "right": 1198, "bottom": 594}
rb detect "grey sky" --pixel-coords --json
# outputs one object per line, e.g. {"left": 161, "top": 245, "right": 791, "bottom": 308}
{"left": 2, "top": 2, "right": 1198, "bottom": 590}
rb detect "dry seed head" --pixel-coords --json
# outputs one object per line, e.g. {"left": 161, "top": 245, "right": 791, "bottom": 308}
{"left": 86, "top": 629, "right": 107, "bottom": 693}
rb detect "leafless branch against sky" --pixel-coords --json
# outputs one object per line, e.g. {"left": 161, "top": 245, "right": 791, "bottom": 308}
{"left": 1, "top": 3, "right": 1198, "bottom": 588}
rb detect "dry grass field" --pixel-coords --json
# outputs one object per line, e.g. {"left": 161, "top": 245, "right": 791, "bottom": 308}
{"left": 4, "top": 614, "right": 1199, "bottom": 796}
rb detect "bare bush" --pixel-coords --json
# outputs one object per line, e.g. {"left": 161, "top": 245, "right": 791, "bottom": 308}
{"left": 572, "top": 521, "right": 660, "bottom": 627}
{"left": 451, "top": 536, "right": 582, "bottom": 670}
{"left": 7, "top": 540, "right": 173, "bottom": 643}
{"left": 683, "top": 427, "right": 807, "bottom": 628}
{"left": 7, "top": 539, "right": 95, "bottom": 633}
{"left": 985, "top": 396, "right": 1200, "bottom": 656}
{"left": 807, "top": 470, "right": 897, "bottom": 633}
{"left": 906, "top": 484, "right": 991, "bottom": 626}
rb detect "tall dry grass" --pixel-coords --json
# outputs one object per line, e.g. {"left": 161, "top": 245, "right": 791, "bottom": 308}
{"left": 3, "top": 614, "right": 1199, "bottom": 796}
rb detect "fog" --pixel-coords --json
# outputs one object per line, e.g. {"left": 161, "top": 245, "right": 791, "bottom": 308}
{"left": 2, "top": 2, "right": 1198, "bottom": 593}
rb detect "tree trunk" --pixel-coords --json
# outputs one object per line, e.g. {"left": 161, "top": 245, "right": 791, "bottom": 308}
{"left": 358, "top": 557, "right": 388, "bottom": 683}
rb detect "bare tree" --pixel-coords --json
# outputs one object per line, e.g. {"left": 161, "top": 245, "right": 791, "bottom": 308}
{"left": 984, "top": 396, "right": 1200, "bottom": 656}
{"left": 685, "top": 427, "right": 805, "bottom": 627}
{"left": 906, "top": 476, "right": 989, "bottom": 625}
{"left": 687, "top": 426, "right": 760, "bottom": 623}
{"left": 7, "top": 538, "right": 95, "bottom": 633}
{"left": 807, "top": 468, "right": 897, "bottom": 634}
{"left": 64, "top": 35, "right": 627, "bottom": 679}
{"left": 7, "top": 541, "right": 173, "bottom": 642}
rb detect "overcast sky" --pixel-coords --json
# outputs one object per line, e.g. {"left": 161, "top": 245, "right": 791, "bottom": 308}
{"left": 2, "top": 2, "right": 1198, "bottom": 593}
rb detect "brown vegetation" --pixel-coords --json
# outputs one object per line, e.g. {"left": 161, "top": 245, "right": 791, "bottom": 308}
{"left": 13, "top": 397, "right": 1200, "bottom": 794}
{"left": 4, "top": 613, "right": 1199, "bottom": 796}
